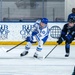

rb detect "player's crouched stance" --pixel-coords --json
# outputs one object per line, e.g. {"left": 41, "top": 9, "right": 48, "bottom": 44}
{"left": 20, "top": 18, "right": 49, "bottom": 58}
{"left": 57, "top": 18, "right": 75, "bottom": 57}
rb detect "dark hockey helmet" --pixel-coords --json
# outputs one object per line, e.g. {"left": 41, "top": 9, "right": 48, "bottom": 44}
{"left": 68, "top": 18, "right": 75, "bottom": 23}
{"left": 41, "top": 18, "right": 48, "bottom": 24}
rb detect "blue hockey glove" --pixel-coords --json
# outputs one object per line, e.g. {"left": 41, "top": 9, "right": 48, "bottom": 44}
{"left": 26, "top": 36, "right": 36, "bottom": 43}
{"left": 26, "top": 36, "right": 33, "bottom": 42}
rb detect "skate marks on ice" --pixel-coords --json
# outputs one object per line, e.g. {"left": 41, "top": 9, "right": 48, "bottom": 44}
{"left": 0, "top": 45, "right": 75, "bottom": 60}
{"left": 0, "top": 57, "right": 74, "bottom": 75}
{"left": 0, "top": 45, "right": 75, "bottom": 61}
{"left": 0, "top": 46, "right": 74, "bottom": 75}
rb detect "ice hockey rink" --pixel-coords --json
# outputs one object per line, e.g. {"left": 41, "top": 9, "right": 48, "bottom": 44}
{"left": 0, "top": 45, "right": 74, "bottom": 75}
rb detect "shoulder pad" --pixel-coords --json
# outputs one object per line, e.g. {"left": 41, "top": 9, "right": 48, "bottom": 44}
{"left": 36, "top": 20, "right": 41, "bottom": 24}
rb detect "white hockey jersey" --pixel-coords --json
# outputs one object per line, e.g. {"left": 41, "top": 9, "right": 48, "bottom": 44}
{"left": 32, "top": 20, "right": 49, "bottom": 42}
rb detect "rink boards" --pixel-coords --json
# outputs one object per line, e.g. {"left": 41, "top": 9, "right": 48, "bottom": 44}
{"left": 0, "top": 22, "right": 75, "bottom": 45}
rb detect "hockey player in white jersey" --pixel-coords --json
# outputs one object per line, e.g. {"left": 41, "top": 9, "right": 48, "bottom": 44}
{"left": 20, "top": 18, "right": 49, "bottom": 58}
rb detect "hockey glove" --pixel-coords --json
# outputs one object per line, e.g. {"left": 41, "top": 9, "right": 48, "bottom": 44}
{"left": 57, "top": 37, "right": 63, "bottom": 44}
{"left": 26, "top": 36, "right": 33, "bottom": 42}
{"left": 26, "top": 36, "right": 36, "bottom": 43}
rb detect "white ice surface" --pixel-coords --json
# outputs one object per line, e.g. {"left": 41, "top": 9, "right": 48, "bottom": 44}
{"left": 0, "top": 45, "right": 74, "bottom": 75}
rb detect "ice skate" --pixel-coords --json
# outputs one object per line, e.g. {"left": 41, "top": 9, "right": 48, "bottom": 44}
{"left": 20, "top": 51, "right": 28, "bottom": 57}
{"left": 33, "top": 52, "right": 39, "bottom": 58}
{"left": 65, "top": 53, "right": 69, "bottom": 57}
{"left": 33, "top": 50, "right": 41, "bottom": 59}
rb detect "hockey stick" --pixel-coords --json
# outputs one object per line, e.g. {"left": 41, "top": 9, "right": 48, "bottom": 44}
{"left": 6, "top": 25, "right": 33, "bottom": 52}
{"left": 43, "top": 44, "right": 58, "bottom": 59}
{"left": 6, "top": 40, "right": 26, "bottom": 52}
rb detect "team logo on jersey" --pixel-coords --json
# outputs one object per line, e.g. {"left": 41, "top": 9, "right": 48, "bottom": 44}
{"left": 0, "top": 25, "right": 10, "bottom": 40}
{"left": 20, "top": 25, "right": 32, "bottom": 39}
{"left": 49, "top": 26, "right": 61, "bottom": 38}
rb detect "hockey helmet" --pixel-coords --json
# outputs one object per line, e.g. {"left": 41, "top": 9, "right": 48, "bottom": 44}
{"left": 41, "top": 18, "right": 48, "bottom": 24}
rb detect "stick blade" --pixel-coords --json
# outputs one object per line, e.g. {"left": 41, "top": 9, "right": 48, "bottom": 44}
{"left": 6, "top": 50, "right": 10, "bottom": 52}
{"left": 1, "top": 47, "right": 7, "bottom": 52}
{"left": 43, "top": 56, "right": 46, "bottom": 59}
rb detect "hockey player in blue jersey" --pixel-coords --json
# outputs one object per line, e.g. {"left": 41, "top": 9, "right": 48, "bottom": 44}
{"left": 68, "top": 8, "right": 75, "bottom": 21}
{"left": 57, "top": 18, "right": 75, "bottom": 57}
{"left": 20, "top": 18, "right": 49, "bottom": 58}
